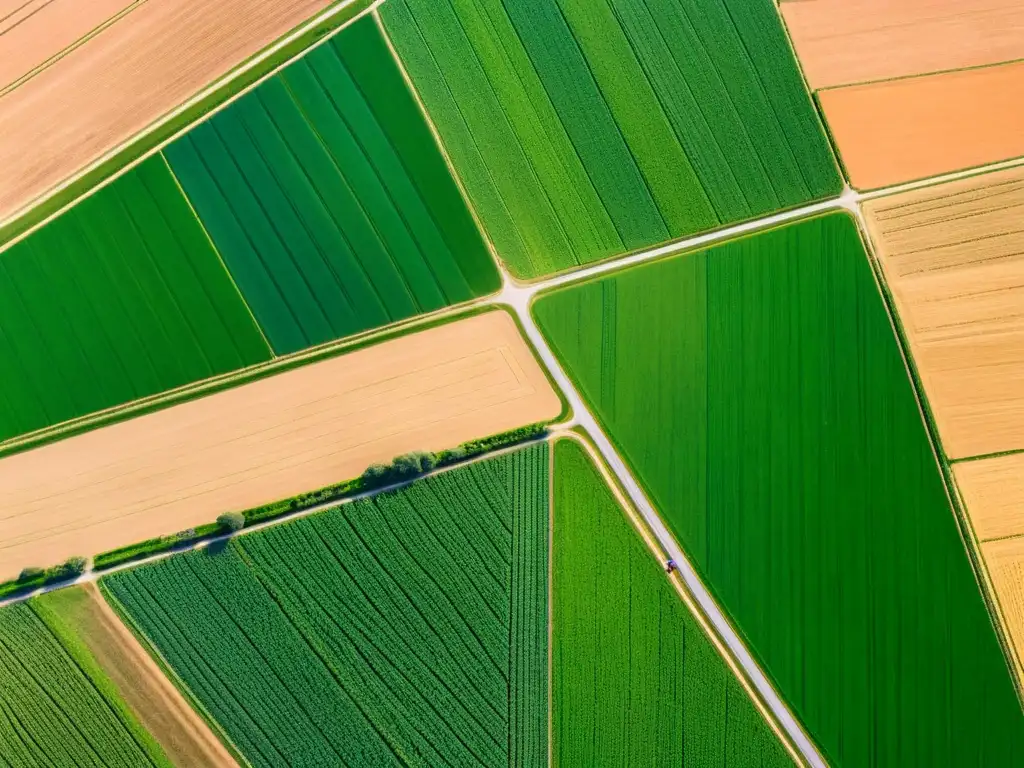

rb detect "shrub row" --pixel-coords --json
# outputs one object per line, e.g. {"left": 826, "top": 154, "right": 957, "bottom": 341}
{"left": 0, "top": 556, "right": 88, "bottom": 600}
{"left": 90, "top": 423, "right": 548, "bottom": 573}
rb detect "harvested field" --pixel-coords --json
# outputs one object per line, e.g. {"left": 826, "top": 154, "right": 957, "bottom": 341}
{"left": 780, "top": 0, "right": 1024, "bottom": 89}
{"left": 0, "top": 154, "right": 271, "bottom": 445}
{"left": 954, "top": 454, "right": 1024, "bottom": 542}
{"left": 552, "top": 438, "right": 792, "bottom": 766}
{"left": 863, "top": 167, "right": 1024, "bottom": 458}
{"left": 534, "top": 214, "right": 1024, "bottom": 766}
{"left": 0, "top": 0, "right": 135, "bottom": 91}
{"left": 167, "top": 16, "right": 498, "bottom": 356}
{"left": 0, "top": 591, "right": 170, "bottom": 766}
{"left": 0, "top": 0, "right": 335, "bottom": 222}
{"left": 105, "top": 444, "right": 549, "bottom": 768}
{"left": 37, "top": 584, "right": 235, "bottom": 767}
{"left": 381, "top": 0, "right": 838, "bottom": 278}
{"left": 982, "top": 537, "right": 1024, "bottom": 678}
{"left": 820, "top": 61, "right": 1024, "bottom": 189}
{"left": 0, "top": 310, "right": 560, "bottom": 579}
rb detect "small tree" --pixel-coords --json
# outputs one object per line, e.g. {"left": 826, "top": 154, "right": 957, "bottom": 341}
{"left": 18, "top": 566, "right": 44, "bottom": 583}
{"left": 217, "top": 512, "right": 245, "bottom": 533}
{"left": 61, "top": 557, "right": 87, "bottom": 578}
{"left": 362, "top": 462, "right": 391, "bottom": 485}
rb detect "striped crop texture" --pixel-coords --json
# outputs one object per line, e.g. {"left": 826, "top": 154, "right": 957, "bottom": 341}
{"left": 0, "top": 597, "right": 170, "bottom": 767}
{"left": 0, "top": 155, "right": 271, "bottom": 444}
{"left": 534, "top": 214, "right": 1024, "bottom": 766}
{"left": 165, "top": 15, "right": 499, "bottom": 356}
{"left": 552, "top": 438, "right": 793, "bottom": 766}
{"left": 104, "top": 444, "right": 548, "bottom": 768}
{"left": 380, "top": 0, "right": 840, "bottom": 279}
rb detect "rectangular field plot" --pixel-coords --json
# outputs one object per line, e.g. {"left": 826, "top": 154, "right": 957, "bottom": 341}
{"left": 0, "top": 592, "right": 171, "bottom": 767}
{"left": 104, "top": 443, "right": 549, "bottom": 768}
{"left": 0, "top": 310, "right": 560, "bottom": 580}
{"left": 165, "top": 15, "right": 499, "bottom": 356}
{"left": 380, "top": 0, "right": 839, "bottom": 279}
{"left": 552, "top": 438, "right": 792, "bottom": 766}
{"left": 863, "top": 167, "right": 1024, "bottom": 459}
{"left": 534, "top": 214, "right": 1024, "bottom": 766}
{"left": 0, "top": 154, "right": 271, "bottom": 444}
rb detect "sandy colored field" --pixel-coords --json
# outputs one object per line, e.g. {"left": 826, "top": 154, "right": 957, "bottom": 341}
{"left": 781, "top": 0, "right": 1024, "bottom": 89}
{"left": 0, "top": 0, "right": 333, "bottom": 222}
{"left": 981, "top": 536, "right": 1024, "bottom": 677}
{"left": 56, "top": 583, "right": 236, "bottom": 767}
{"left": 0, "top": 0, "right": 135, "bottom": 90}
{"left": 0, "top": 311, "right": 560, "bottom": 579}
{"left": 955, "top": 454, "right": 1024, "bottom": 543}
{"left": 863, "top": 167, "right": 1024, "bottom": 458}
{"left": 820, "top": 62, "right": 1024, "bottom": 189}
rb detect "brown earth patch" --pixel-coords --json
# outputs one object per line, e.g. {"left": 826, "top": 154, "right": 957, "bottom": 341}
{"left": 0, "top": 0, "right": 332, "bottom": 222}
{"left": 781, "top": 0, "right": 1024, "bottom": 90}
{"left": 0, "top": 0, "right": 136, "bottom": 91}
{"left": 0, "top": 311, "right": 561, "bottom": 579}
{"left": 820, "top": 62, "right": 1024, "bottom": 189}
{"left": 57, "top": 583, "right": 236, "bottom": 766}
{"left": 863, "top": 167, "right": 1024, "bottom": 458}
{"left": 955, "top": 454, "right": 1024, "bottom": 543}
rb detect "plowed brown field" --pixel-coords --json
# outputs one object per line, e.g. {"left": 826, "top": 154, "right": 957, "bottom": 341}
{"left": 0, "top": 0, "right": 333, "bottom": 222}
{"left": 57, "top": 584, "right": 236, "bottom": 767}
{"left": 781, "top": 0, "right": 1024, "bottom": 89}
{"left": 863, "top": 167, "right": 1024, "bottom": 459}
{"left": 821, "top": 62, "right": 1024, "bottom": 189}
{"left": 0, "top": 311, "right": 561, "bottom": 579}
{"left": 0, "top": 0, "right": 135, "bottom": 91}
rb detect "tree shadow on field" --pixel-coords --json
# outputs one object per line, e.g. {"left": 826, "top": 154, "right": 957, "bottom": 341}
{"left": 203, "top": 539, "right": 230, "bottom": 557}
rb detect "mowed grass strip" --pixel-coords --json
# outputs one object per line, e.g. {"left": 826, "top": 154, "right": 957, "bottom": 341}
{"left": 104, "top": 444, "right": 548, "bottom": 768}
{"left": 0, "top": 593, "right": 171, "bottom": 767}
{"left": 380, "top": 0, "right": 839, "bottom": 279}
{"left": 165, "top": 15, "right": 498, "bottom": 356}
{"left": 552, "top": 438, "right": 793, "bottom": 766}
{"left": 0, "top": 155, "right": 270, "bottom": 444}
{"left": 534, "top": 214, "right": 1024, "bottom": 766}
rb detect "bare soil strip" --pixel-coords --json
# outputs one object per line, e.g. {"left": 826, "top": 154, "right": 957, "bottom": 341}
{"left": 0, "top": 0, "right": 332, "bottom": 221}
{"left": 0, "top": 311, "right": 560, "bottom": 579}
{"left": 863, "top": 167, "right": 1024, "bottom": 458}
{"left": 781, "top": 0, "right": 1024, "bottom": 90}
{"left": 0, "top": 0, "right": 135, "bottom": 90}
{"left": 955, "top": 455, "right": 1024, "bottom": 543}
{"left": 59, "top": 584, "right": 236, "bottom": 766}
{"left": 820, "top": 61, "right": 1024, "bottom": 189}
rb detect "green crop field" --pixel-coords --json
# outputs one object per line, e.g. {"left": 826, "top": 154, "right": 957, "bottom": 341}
{"left": 165, "top": 16, "right": 500, "bottom": 357}
{"left": 535, "top": 214, "right": 1024, "bottom": 766}
{"left": 0, "top": 593, "right": 169, "bottom": 767}
{"left": 0, "top": 155, "right": 271, "bottom": 444}
{"left": 380, "top": 0, "right": 840, "bottom": 279}
{"left": 104, "top": 444, "right": 548, "bottom": 768}
{"left": 552, "top": 438, "right": 793, "bottom": 766}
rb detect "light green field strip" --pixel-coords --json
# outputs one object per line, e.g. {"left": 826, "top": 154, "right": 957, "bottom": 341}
{"left": 0, "top": 154, "right": 271, "bottom": 444}
{"left": 534, "top": 214, "right": 1024, "bottom": 766}
{"left": 552, "top": 437, "right": 794, "bottom": 766}
{"left": 380, "top": 0, "right": 840, "bottom": 279}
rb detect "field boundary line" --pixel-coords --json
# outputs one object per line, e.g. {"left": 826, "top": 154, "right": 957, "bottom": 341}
{"left": 0, "top": 434, "right": 550, "bottom": 611}
{"left": 0, "top": 0, "right": 385, "bottom": 257}
{"left": 161, "top": 152, "right": 275, "bottom": 358}
{"left": 502, "top": 282, "right": 827, "bottom": 768}
{"left": 855, "top": 155, "right": 1024, "bottom": 202}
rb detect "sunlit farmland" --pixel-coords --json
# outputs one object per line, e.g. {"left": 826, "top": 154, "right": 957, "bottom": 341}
{"left": 381, "top": 0, "right": 840, "bottom": 278}
{"left": 105, "top": 444, "right": 549, "bottom": 768}
{"left": 552, "top": 438, "right": 793, "bottom": 766}
{"left": 165, "top": 16, "right": 499, "bottom": 356}
{"left": 534, "top": 213, "right": 1024, "bottom": 766}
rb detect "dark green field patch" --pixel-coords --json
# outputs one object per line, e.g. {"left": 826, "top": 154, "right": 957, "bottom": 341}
{"left": 535, "top": 215, "right": 1024, "bottom": 766}
{"left": 552, "top": 438, "right": 793, "bottom": 766}
{"left": 105, "top": 444, "right": 548, "bottom": 768}
{"left": 381, "top": 0, "right": 840, "bottom": 279}
{"left": 165, "top": 16, "right": 499, "bottom": 356}
{"left": 0, "top": 156, "right": 270, "bottom": 443}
